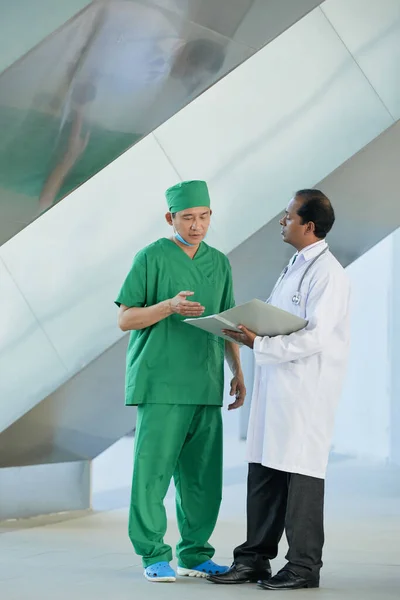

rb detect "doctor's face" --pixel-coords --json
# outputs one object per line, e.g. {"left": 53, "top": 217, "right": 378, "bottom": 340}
{"left": 280, "top": 197, "right": 309, "bottom": 249}
{"left": 167, "top": 206, "right": 211, "bottom": 245}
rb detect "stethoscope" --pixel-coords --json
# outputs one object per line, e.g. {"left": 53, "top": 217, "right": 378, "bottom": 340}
{"left": 292, "top": 246, "right": 329, "bottom": 305}
{"left": 270, "top": 246, "right": 329, "bottom": 306}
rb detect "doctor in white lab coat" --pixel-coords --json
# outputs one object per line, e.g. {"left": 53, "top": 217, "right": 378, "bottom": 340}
{"left": 208, "top": 189, "right": 351, "bottom": 591}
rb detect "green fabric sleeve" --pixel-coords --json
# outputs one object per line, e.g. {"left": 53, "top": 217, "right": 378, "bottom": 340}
{"left": 115, "top": 250, "right": 147, "bottom": 308}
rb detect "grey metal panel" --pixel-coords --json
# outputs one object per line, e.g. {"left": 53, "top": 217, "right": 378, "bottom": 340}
{"left": 322, "top": 0, "right": 400, "bottom": 119}
{"left": 154, "top": 6, "right": 394, "bottom": 257}
{"left": 228, "top": 120, "right": 400, "bottom": 304}
{"left": 0, "top": 0, "right": 256, "bottom": 245}
{"left": 150, "top": 0, "right": 254, "bottom": 40}
{"left": 233, "top": 0, "right": 325, "bottom": 50}
{"left": 0, "top": 460, "right": 90, "bottom": 520}
{"left": 0, "top": 0, "right": 92, "bottom": 73}
{"left": 0, "top": 0, "right": 327, "bottom": 246}
{"left": 0, "top": 0, "right": 324, "bottom": 243}
{"left": 0, "top": 336, "right": 132, "bottom": 467}
{"left": 0, "top": 257, "right": 68, "bottom": 433}
{"left": 0, "top": 0, "right": 328, "bottom": 244}
{"left": 146, "top": 0, "right": 325, "bottom": 45}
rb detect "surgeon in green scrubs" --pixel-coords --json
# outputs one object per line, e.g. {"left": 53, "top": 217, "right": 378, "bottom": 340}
{"left": 115, "top": 179, "right": 245, "bottom": 583}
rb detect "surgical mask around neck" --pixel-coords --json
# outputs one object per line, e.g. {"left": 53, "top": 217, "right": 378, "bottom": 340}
{"left": 174, "top": 231, "right": 195, "bottom": 247}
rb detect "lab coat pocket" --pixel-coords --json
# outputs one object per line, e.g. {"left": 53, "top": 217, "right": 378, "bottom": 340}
{"left": 279, "top": 360, "right": 302, "bottom": 372}
{"left": 272, "top": 361, "right": 303, "bottom": 400}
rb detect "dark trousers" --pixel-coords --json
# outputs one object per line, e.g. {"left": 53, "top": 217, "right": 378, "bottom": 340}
{"left": 234, "top": 463, "right": 325, "bottom": 578}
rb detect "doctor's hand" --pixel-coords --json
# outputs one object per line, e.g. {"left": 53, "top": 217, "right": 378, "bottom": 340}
{"left": 228, "top": 375, "right": 246, "bottom": 410}
{"left": 169, "top": 291, "right": 205, "bottom": 317}
{"left": 222, "top": 325, "right": 257, "bottom": 349}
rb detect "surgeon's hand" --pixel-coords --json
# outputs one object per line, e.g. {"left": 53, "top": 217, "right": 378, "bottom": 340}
{"left": 222, "top": 325, "right": 257, "bottom": 349}
{"left": 169, "top": 291, "right": 205, "bottom": 317}
{"left": 228, "top": 375, "right": 246, "bottom": 410}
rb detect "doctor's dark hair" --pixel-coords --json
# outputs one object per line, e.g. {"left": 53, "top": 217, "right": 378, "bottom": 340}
{"left": 295, "top": 189, "right": 335, "bottom": 239}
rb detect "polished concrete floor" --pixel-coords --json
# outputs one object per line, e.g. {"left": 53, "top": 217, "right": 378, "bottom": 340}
{"left": 1, "top": 429, "right": 400, "bottom": 600}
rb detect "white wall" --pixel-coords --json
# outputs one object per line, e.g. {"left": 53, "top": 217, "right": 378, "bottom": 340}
{"left": 332, "top": 235, "right": 394, "bottom": 462}
{"left": 390, "top": 231, "right": 400, "bottom": 464}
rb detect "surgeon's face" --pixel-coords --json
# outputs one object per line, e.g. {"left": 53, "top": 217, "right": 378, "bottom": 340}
{"left": 166, "top": 206, "right": 211, "bottom": 245}
{"left": 279, "top": 196, "right": 310, "bottom": 250}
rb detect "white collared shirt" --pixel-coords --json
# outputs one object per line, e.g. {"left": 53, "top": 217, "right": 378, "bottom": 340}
{"left": 289, "top": 239, "right": 327, "bottom": 268}
{"left": 267, "top": 239, "right": 328, "bottom": 304}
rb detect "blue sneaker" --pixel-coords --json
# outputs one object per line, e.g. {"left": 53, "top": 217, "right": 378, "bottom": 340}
{"left": 177, "top": 559, "right": 229, "bottom": 578}
{"left": 144, "top": 561, "right": 176, "bottom": 582}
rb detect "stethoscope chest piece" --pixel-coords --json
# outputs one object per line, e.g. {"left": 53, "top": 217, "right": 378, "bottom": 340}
{"left": 291, "top": 246, "right": 329, "bottom": 306}
{"left": 292, "top": 292, "right": 301, "bottom": 306}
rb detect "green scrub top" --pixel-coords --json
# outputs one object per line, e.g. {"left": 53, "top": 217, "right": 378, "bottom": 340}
{"left": 115, "top": 238, "right": 235, "bottom": 406}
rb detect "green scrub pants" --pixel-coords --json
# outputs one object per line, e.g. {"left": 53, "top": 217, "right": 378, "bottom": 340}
{"left": 129, "top": 404, "right": 223, "bottom": 568}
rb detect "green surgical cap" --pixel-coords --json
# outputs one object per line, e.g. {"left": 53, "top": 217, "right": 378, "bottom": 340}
{"left": 165, "top": 180, "right": 210, "bottom": 213}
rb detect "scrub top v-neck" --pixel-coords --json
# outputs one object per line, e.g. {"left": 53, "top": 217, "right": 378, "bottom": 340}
{"left": 115, "top": 238, "right": 235, "bottom": 406}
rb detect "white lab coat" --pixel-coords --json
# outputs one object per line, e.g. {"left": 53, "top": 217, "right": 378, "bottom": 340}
{"left": 246, "top": 240, "right": 351, "bottom": 479}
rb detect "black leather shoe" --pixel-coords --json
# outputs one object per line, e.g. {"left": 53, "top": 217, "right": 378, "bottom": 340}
{"left": 258, "top": 569, "right": 319, "bottom": 590}
{"left": 207, "top": 562, "right": 272, "bottom": 585}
